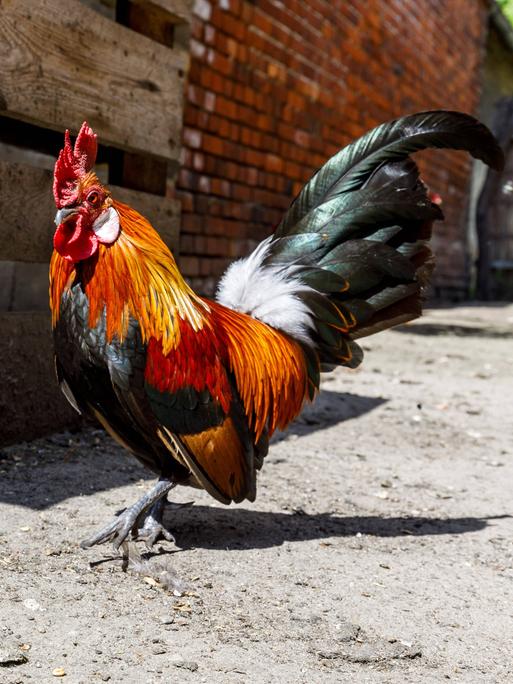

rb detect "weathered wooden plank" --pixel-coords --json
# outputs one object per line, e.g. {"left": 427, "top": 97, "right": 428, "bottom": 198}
{"left": 0, "top": 312, "right": 81, "bottom": 445}
{"left": 81, "top": 0, "right": 192, "bottom": 26}
{"left": 0, "top": 161, "right": 181, "bottom": 263}
{"left": 0, "top": 262, "right": 49, "bottom": 312}
{"left": 119, "top": 0, "right": 188, "bottom": 49}
{"left": 0, "top": 0, "right": 189, "bottom": 160}
{"left": 112, "top": 0, "right": 191, "bottom": 194}
{"left": 0, "top": 163, "right": 54, "bottom": 263}
{"left": 110, "top": 151, "right": 168, "bottom": 195}
{"left": 139, "top": 0, "right": 193, "bottom": 24}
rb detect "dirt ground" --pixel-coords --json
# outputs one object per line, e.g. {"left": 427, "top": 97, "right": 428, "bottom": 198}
{"left": 0, "top": 303, "right": 512, "bottom": 683}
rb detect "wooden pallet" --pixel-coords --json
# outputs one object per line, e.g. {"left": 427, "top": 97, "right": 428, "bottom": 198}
{"left": 0, "top": 0, "right": 191, "bottom": 444}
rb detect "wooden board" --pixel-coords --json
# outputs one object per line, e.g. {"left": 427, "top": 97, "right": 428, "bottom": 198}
{"left": 120, "top": 0, "right": 192, "bottom": 49}
{"left": 0, "top": 312, "right": 81, "bottom": 445}
{"left": 145, "top": 0, "right": 193, "bottom": 23}
{"left": 0, "top": 161, "right": 181, "bottom": 263}
{"left": 0, "top": 0, "right": 189, "bottom": 160}
{"left": 0, "top": 262, "right": 50, "bottom": 312}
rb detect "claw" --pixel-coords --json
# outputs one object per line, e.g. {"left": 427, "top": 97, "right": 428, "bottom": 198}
{"left": 80, "top": 478, "right": 176, "bottom": 551}
{"left": 80, "top": 506, "right": 141, "bottom": 550}
{"left": 134, "top": 496, "right": 176, "bottom": 549}
{"left": 136, "top": 519, "right": 176, "bottom": 549}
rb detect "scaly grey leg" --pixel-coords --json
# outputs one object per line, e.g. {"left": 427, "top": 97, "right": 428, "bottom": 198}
{"left": 80, "top": 478, "right": 176, "bottom": 550}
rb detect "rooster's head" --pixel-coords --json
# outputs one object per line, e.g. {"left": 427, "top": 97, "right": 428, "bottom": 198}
{"left": 53, "top": 122, "right": 119, "bottom": 262}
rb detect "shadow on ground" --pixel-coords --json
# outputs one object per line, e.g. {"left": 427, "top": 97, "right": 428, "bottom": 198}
{"left": 394, "top": 322, "right": 512, "bottom": 338}
{"left": 168, "top": 506, "right": 503, "bottom": 550}
{"left": 86, "top": 510, "right": 503, "bottom": 562}
{"left": 2, "top": 386, "right": 501, "bottom": 550}
{"left": 272, "top": 390, "right": 387, "bottom": 442}
{"left": 0, "top": 390, "right": 386, "bottom": 510}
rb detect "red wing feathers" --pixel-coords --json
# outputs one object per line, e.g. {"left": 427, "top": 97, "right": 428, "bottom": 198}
{"left": 145, "top": 319, "right": 232, "bottom": 415}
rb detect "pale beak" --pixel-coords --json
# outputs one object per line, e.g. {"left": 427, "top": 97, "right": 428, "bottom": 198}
{"left": 55, "top": 207, "right": 78, "bottom": 226}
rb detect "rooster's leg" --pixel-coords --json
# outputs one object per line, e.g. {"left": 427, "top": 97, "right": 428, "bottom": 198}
{"left": 80, "top": 478, "right": 176, "bottom": 550}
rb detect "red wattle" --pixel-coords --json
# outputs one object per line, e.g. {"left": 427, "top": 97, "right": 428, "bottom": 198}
{"left": 54, "top": 219, "right": 98, "bottom": 262}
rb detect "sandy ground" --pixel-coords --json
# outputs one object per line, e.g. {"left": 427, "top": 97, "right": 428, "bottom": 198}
{"left": 0, "top": 303, "right": 512, "bottom": 683}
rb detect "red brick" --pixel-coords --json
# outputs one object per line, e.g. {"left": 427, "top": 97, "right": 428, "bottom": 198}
{"left": 198, "top": 175, "right": 211, "bottom": 193}
{"left": 216, "top": 96, "right": 238, "bottom": 119}
{"left": 202, "top": 134, "right": 224, "bottom": 156}
{"left": 207, "top": 50, "right": 233, "bottom": 77}
{"left": 204, "top": 24, "right": 215, "bottom": 44}
{"left": 177, "top": 191, "right": 194, "bottom": 212}
{"left": 183, "top": 127, "right": 202, "bottom": 149}
{"left": 180, "top": 235, "right": 196, "bottom": 253}
{"left": 192, "top": 152, "right": 204, "bottom": 172}
{"left": 179, "top": 256, "right": 200, "bottom": 276}
{"left": 181, "top": 214, "right": 203, "bottom": 234}
{"left": 264, "top": 154, "right": 283, "bottom": 174}
{"left": 210, "top": 177, "right": 232, "bottom": 197}
{"left": 177, "top": 0, "right": 488, "bottom": 295}
{"left": 206, "top": 236, "right": 229, "bottom": 256}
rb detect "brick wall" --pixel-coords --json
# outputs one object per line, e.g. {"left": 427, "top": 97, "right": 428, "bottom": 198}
{"left": 173, "top": 0, "right": 489, "bottom": 297}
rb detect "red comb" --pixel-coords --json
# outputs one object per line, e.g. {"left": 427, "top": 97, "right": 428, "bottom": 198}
{"left": 53, "top": 122, "right": 98, "bottom": 208}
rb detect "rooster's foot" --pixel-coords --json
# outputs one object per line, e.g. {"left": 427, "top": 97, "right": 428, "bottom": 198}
{"left": 80, "top": 478, "right": 176, "bottom": 550}
{"left": 133, "top": 499, "right": 193, "bottom": 548}
{"left": 133, "top": 497, "right": 176, "bottom": 549}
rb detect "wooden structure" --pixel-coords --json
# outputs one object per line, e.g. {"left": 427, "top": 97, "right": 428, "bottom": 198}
{"left": 0, "top": 0, "right": 191, "bottom": 444}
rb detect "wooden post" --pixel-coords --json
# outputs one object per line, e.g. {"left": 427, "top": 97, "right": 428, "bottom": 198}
{"left": 0, "top": 0, "right": 191, "bottom": 445}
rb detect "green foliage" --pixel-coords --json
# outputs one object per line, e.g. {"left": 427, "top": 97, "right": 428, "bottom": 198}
{"left": 498, "top": 0, "right": 513, "bottom": 27}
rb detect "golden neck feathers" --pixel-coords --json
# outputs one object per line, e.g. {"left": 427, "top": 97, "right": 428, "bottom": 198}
{"left": 50, "top": 201, "right": 209, "bottom": 353}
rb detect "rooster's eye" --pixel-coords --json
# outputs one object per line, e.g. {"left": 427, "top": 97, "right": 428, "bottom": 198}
{"left": 86, "top": 191, "right": 100, "bottom": 207}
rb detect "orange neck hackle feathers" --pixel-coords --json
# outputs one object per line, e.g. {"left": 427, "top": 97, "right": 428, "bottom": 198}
{"left": 50, "top": 201, "right": 209, "bottom": 352}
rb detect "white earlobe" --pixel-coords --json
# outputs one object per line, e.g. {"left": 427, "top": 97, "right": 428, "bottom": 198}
{"left": 92, "top": 206, "right": 120, "bottom": 244}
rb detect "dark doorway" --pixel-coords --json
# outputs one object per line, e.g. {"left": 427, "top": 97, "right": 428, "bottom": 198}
{"left": 476, "top": 97, "right": 513, "bottom": 299}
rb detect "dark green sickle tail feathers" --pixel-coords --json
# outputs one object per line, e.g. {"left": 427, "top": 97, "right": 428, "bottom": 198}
{"left": 216, "top": 110, "right": 503, "bottom": 379}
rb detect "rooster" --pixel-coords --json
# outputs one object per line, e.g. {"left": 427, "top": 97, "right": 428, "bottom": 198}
{"left": 49, "top": 112, "right": 503, "bottom": 550}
